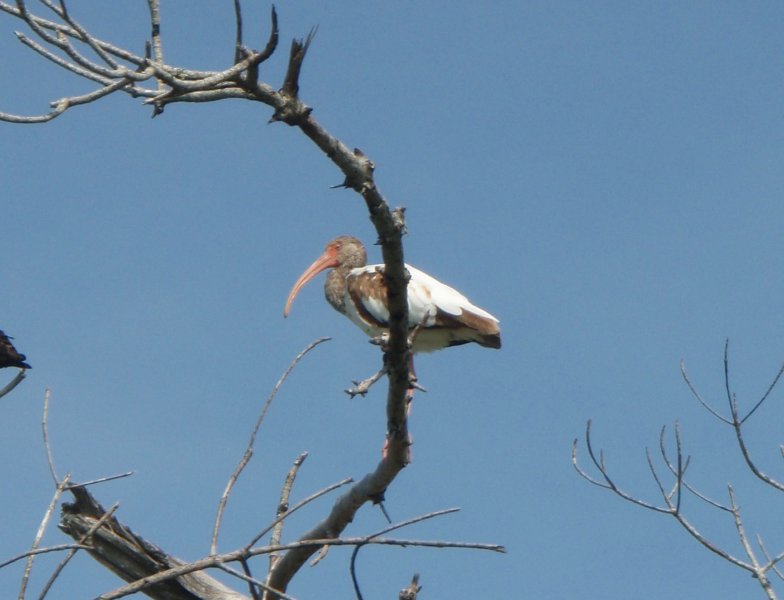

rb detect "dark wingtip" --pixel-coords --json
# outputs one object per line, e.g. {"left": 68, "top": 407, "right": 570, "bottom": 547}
{"left": 484, "top": 334, "right": 501, "bottom": 350}
{"left": 0, "top": 359, "right": 31, "bottom": 369}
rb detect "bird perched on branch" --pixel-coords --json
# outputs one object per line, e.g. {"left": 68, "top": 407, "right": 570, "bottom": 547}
{"left": 283, "top": 235, "right": 501, "bottom": 356}
{"left": 0, "top": 330, "right": 31, "bottom": 369}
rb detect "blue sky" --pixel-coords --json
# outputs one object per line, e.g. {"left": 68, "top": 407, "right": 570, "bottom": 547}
{"left": 2, "top": 2, "right": 784, "bottom": 598}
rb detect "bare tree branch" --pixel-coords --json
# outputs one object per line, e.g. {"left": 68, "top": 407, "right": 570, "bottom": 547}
{"left": 574, "top": 420, "right": 758, "bottom": 574}
{"left": 681, "top": 343, "right": 784, "bottom": 502}
{"left": 38, "top": 502, "right": 120, "bottom": 599}
{"left": 211, "top": 338, "right": 330, "bottom": 555}
{"left": 55, "top": 485, "right": 503, "bottom": 600}
{"left": 727, "top": 485, "right": 777, "bottom": 600}
{"left": 350, "top": 508, "right": 460, "bottom": 600}
{"left": 577, "top": 344, "right": 784, "bottom": 598}
{"left": 20, "top": 473, "right": 72, "bottom": 599}
{"left": 146, "top": 0, "right": 163, "bottom": 70}
{"left": 0, "top": 368, "right": 26, "bottom": 399}
{"left": 657, "top": 425, "right": 730, "bottom": 512}
{"left": 66, "top": 472, "right": 135, "bottom": 490}
{"left": 757, "top": 535, "right": 784, "bottom": 582}
{"left": 41, "top": 388, "right": 59, "bottom": 487}
{"left": 60, "top": 486, "right": 250, "bottom": 600}
{"left": 680, "top": 359, "right": 731, "bottom": 424}
{"left": 0, "top": 544, "right": 89, "bottom": 570}
{"left": 269, "top": 452, "right": 309, "bottom": 573}
{"left": 245, "top": 477, "right": 353, "bottom": 550}
{"left": 572, "top": 420, "right": 669, "bottom": 513}
{"left": 216, "top": 565, "right": 297, "bottom": 600}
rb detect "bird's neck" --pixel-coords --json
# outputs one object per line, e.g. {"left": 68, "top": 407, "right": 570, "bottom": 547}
{"left": 325, "top": 268, "right": 349, "bottom": 314}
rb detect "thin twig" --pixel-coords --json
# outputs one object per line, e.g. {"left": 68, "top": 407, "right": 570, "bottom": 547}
{"left": 42, "top": 388, "right": 58, "bottom": 487}
{"left": 269, "top": 452, "right": 309, "bottom": 572}
{"left": 53, "top": 0, "right": 119, "bottom": 69}
{"left": 572, "top": 421, "right": 670, "bottom": 513}
{"left": 674, "top": 422, "right": 684, "bottom": 514}
{"left": 0, "top": 368, "right": 26, "bottom": 399}
{"left": 0, "top": 544, "right": 89, "bottom": 570}
{"left": 577, "top": 420, "right": 758, "bottom": 576}
{"left": 239, "top": 557, "right": 260, "bottom": 600}
{"left": 683, "top": 344, "right": 784, "bottom": 491}
{"left": 350, "top": 508, "right": 459, "bottom": 600}
{"left": 97, "top": 536, "right": 504, "bottom": 600}
{"left": 217, "top": 564, "right": 298, "bottom": 600}
{"left": 211, "top": 337, "right": 329, "bottom": 555}
{"left": 728, "top": 485, "right": 776, "bottom": 599}
{"left": 232, "top": 0, "right": 242, "bottom": 63}
{"left": 19, "top": 474, "right": 72, "bottom": 599}
{"left": 66, "top": 471, "right": 134, "bottom": 490}
{"left": 146, "top": 0, "right": 162, "bottom": 66}
{"left": 741, "top": 360, "right": 784, "bottom": 424}
{"left": 757, "top": 534, "right": 784, "bottom": 582}
{"left": 658, "top": 425, "right": 730, "bottom": 511}
{"left": 245, "top": 477, "right": 353, "bottom": 551}
{"left": 729, "top": 387, "right": 784, "bottom": 492}
{"left": 644, "top": 447, "right": 672, "bottom": 510}
{"left": 680, "top": 359, "right": 731, "bottom": 424}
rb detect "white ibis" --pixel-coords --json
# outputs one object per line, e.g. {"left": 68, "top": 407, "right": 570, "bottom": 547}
{"left": 0, "top": 330, "right": 31, "bottom": 369}
{"left": 283, "top": 236, "right": 501, "bottom": 357}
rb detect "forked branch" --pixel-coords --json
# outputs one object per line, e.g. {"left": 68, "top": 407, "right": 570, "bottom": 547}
{"left": 576, "top": 345, "right": 784, "bottom": 599}
{"left": 681, "top": 340, "right": 784, "bottom": 491}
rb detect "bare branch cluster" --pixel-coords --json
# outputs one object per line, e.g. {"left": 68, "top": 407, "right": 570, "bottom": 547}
{"left": 0, "top": 0, "right": 281, "bottom": 122}
{"left": 1, "top": 2, "right": 504, "bottom": 597}
{"left": 4, "top": 340, "right": 504, "bottom": 599}
{"left": 573, "top": 340, "right": 784, "bottom": 600}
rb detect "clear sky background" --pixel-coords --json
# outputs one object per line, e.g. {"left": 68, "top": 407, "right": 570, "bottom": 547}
{"left": 2, "top": 2, "right": 784, "bottom": 598}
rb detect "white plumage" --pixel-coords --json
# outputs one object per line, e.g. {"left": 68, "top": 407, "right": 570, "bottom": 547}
{"left": 284, "top": 236, "right": 501, "bottom": 353}
{"left": 342, "top": 265, "right": 500, "bottom": 352}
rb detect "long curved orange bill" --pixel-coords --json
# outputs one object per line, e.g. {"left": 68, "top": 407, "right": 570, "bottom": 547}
{"left": 283, "top": 252, "right": 338, "bottom": 317}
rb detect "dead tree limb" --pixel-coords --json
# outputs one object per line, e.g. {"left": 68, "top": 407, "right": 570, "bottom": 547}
{"left": 58, "top": 485, "right": 503, "bottom": 600}
{"left": 60, "top": 487, "right": 250, "bottom": 600}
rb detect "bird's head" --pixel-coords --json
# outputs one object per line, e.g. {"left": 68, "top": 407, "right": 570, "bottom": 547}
{"left": 283, "top": 235, "right": 367, "bottom": 317}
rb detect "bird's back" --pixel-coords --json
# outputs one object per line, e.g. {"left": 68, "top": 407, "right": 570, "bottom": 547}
{"left": 342, "top": 264, "right": 501, "bottom": 352}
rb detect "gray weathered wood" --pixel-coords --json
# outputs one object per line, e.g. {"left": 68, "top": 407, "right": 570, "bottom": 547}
{"left": 59, "top": 487, "right": 248, "bottom": 600}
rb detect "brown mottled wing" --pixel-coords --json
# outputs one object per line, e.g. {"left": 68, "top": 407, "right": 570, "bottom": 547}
{"left": 434, "top": 308, "right": 502, "bottom": 349}
{"left": 346, "top": 265, "right": 502, "bottom": 350}
{"left": 0, "top": 330, "right": 31, "bottom": 369}
{"left": 346, "top": 269, "right": 390, "bottom": 328}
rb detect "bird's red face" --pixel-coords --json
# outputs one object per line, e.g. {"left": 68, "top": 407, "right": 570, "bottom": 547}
{"left": 283, "top": 240, "right": 342, "bottom": 317}
{"left": 283, "top": 236, "right": 367, "bottom": 317}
